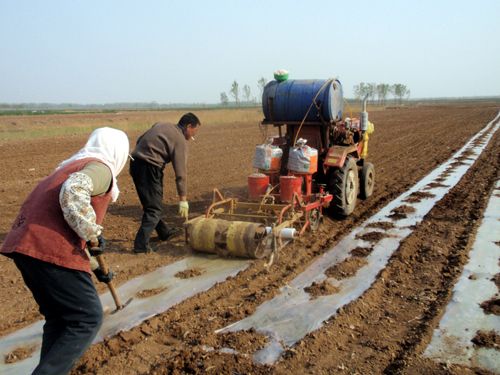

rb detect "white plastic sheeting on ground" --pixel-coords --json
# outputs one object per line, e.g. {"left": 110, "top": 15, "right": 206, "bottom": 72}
{"left": 216, "top": 113, "right": 500, "bottom": 365}
{"left": 0, "top": 255, "right": 250, "bottom": 374}
{"left": 423, "top": 179, "right": 500, "bottom": 374}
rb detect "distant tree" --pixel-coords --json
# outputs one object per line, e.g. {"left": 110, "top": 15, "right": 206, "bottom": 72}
{"left": 230, "top": 81, "right": 240, "bottom": 104}
{"left": 353, "top": 83, "right": 361, "bottom": 99}
{"left": 392, "top": 84, "right": 410, "bottom": 104}
{"left": 243, "top": 84, "right": 252, "bottom": 102}
{"left": 353, "top": 82, "right": 370, "bottom": 100}
{"left": 257, "top": 77, "right": 267, "bottom": 101}
{"left": 220, "top": 92, "right": 229, "bottom": 106}
{"left": 353, "top": 82, "right": 363, "bottom": 100}
{"left": 376, "top": 83, "right": 391, "bottom": 105}
{"left": 367, "top": 82, "right": 377, "bottom": 103}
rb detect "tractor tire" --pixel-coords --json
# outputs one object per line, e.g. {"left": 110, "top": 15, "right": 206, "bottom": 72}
{"left": 359, "top": 162, "right": 375, "bottom": 199}
{"left": 328, "top": 156, "right": 359, "bottom": 217}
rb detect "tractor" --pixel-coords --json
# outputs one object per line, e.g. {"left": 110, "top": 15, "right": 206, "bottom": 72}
{"left": 185, "top": 76, "right": 375, "bottom": 260}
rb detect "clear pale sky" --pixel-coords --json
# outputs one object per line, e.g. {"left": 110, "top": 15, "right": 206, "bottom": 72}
{"left": 1, "top": 0, "right": 499, "bottom": 104}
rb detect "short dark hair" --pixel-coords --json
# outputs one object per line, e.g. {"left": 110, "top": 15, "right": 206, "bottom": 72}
{"left": 178, "top": 112, "right": 200, "bottom": 128}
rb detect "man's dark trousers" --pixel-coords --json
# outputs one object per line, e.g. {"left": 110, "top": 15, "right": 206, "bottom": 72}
{"left": 130, "top": 158, "right": 170, "bottom": 250}
{"left": 12, "top": 252, "right": 103, "bottom": 375}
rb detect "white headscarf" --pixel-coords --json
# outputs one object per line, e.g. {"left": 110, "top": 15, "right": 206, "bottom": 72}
{"left": 58, "top": 127, "right": 130, "bottom": 202}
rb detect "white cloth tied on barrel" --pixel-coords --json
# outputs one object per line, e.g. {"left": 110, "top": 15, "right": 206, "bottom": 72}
{"left": 287, "top": 138, "right": 318, "bottom": 174}
{"left": 253, "top": 139, "right": 283, "bottom": 171}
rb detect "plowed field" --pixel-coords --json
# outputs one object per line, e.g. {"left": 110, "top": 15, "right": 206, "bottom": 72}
{"left": 0, "top": 103, "right": 499, "bottom": 374}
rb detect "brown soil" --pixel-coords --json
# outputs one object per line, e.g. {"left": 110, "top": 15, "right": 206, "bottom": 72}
{"left": 0, "top": 103, "right": 499, "bottom": 374}
{"left": 136, "top": 287, "right": 168, "bottom": 299}
{"left": 350, "top": 246, "right": 373, "bottom": 257}
{"left": 389, "top": 204, "right": 416, "bottom": 220}
{"left": 366, "top": 221, "right": 395, "bottom": 230}
{"left": 494, "top": 273, "right": 500, "bottom": 289}
{"left": 175, "top": 268, "right": 204, "bottom": 279}
{"left": 472, "top": 330, "right": 500, "bottom": 349}
{"left": 403, "top": 191, "right": 436, "bottom": 203}
{"left": 4, "top": 345, "right": 38, "bottom": 364}
{"left": 325, "top": 257, "right": 368, "bottom": 279}
{"left": 304, "top": 280, "right": 340, "bottom": 298}
{"left": 425, "top": 182, "right": 449, "bottom": 189}
{"left": 356, "top": 231, "right": 390, "bottom": 243}
{"left": 480, "top": 298, "right": 500, "bottom": 315}
{"left": 449, "top": 160, "right": 468, "bottom": 168}
{"left": 216, "top": 329, "right": 268, "bottom": 354}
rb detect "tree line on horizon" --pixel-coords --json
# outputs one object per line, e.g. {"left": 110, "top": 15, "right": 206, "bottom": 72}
{"left": 220, "top": 78, "right": 267, "bottom": 106}
{"left": 8, "top": 81, "right": 484, "bottom": 111}
{"left": 220, "top": 79, "right": 411, "bottom": 106}
{"left": 354, "top": 82, "right": 410, "bottom": 105}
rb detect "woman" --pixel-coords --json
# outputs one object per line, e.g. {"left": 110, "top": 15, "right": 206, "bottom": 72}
{"left": 1, "top": 127, "right": 129, "bottom": 375}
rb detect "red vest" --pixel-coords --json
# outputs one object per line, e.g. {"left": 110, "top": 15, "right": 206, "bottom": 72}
{"left": 1, "top": 158, "right": 112, "bottom": 273}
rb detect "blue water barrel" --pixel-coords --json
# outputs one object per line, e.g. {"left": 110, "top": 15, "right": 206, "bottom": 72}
{"left": 262, "top": 79, "right": 344, "bottom": 123}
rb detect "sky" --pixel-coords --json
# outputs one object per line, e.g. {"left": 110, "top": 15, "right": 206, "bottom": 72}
{"left": 0, "top": 0, "right": 499, "bottom": 104}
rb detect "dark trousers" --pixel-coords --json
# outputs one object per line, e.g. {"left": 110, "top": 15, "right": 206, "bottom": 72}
{"left": 12, "top": 253, "right": 103, "bottom": 375}
{"left": 130, "top": 158, "right": 170, "bottom": 249}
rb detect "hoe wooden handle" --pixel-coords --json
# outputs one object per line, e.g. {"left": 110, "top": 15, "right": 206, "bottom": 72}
{"left": 95, "top": 255, "right": 123, "bottom": 310}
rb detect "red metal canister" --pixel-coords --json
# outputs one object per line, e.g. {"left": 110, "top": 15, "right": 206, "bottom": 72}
{"left": 248, "top": 173, "right": 270, "bottom": 201}
{"left": 279, "top": 175, "right": 302, "bottom": 202}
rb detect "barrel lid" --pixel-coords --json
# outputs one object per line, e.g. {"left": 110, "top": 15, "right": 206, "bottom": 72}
{"left": 273, "top": 69, "right": 289, "bottom": 82}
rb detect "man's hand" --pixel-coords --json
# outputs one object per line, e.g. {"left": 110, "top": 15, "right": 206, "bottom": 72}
{"left": 86, "top": 235, "right": 106, "bottom": 256}
{"left": 179, "top": 201, "right": 189, "bottom": 219}
{"left": 93, "top": 267, "right": 114, "bottom": 283}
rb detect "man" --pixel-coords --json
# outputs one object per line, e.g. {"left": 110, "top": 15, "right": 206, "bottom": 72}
{"left": 1, "top": 127, "right": 130, "bottom": 375}
{"left": 130, "top": 112, "right": 200, "bottom": 253}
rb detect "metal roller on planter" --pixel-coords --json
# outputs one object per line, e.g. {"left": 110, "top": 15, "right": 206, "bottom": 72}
{"left": 186, "top": 217, "right": 269, "bottom": 259}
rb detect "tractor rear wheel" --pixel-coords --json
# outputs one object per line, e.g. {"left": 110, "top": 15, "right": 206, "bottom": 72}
{"left": 359, "top": 162, "right": 375, "bottom": 199}
{"left": 328, "top": 156, "right": 359, "bottom": 217}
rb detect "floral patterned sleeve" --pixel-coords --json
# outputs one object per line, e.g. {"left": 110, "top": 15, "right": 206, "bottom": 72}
{"left": 59, "top": 172, "right": 103, "bottom": 242}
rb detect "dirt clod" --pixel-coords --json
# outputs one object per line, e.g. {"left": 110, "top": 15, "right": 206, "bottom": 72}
{"left": 366, "top": 221, "right": 395, "bottom": 230}
{"left": 480, "top": 298, "right": 500, "bottom": 315}
{"left": 356, "top": 231, "right": 388, "bottom": 243}
{"left": 403, "top": 191, "right": 436, "bottom": 203}
{"left": 217, "top": 329, "right": 268, "bottom": 354}
{"left": 4, "top": 345, "right": 37, "bottom": 364}
{"left": 471, "top": 330, "right": 500, "bottom": 349}
{"left": 425, "top": 182, "right": 449, "bottom": 189}
{"left": 389, "top": 205, "right": 416, "bottom": 220}
{"left": 175, "top": 268, "right": 204, "bottom": 279}
{"left": 136, "top": 287, "right": 168, "bottom": 298}
{"left": 350, "top": 247, "right": 373, "bottom": 257}
{"left": 325, "top": 257, "right": 368, "bottom": 279}
{"left": 304, "top": 280, "right": 340, "bottom": 299}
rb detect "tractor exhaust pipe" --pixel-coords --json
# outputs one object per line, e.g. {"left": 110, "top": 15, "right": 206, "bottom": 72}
{"left": 360, "top": 93, "right": 369, "bottom": 131}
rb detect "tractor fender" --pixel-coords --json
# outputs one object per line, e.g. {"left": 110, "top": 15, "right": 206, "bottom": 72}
{"left": 323, "top": 145, "right": 359, "bottom": 171}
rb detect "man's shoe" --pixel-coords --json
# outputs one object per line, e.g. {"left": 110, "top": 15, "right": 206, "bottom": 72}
{"left": 133, "top": 245, "right": 153, "bottom": 254}
{"left": 158, "top": 227, "right": 182, "bottom": 241}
